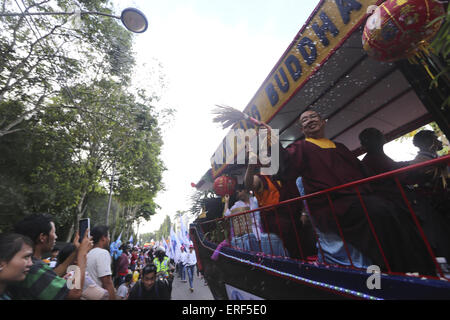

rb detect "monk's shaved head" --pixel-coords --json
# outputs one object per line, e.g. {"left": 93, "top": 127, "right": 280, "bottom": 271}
{"left": 298, "top": 110, "right": 326, "bottom": 138}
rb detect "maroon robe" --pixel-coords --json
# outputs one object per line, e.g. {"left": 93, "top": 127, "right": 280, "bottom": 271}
{"left": 282, "top": 140, "right": 371, "bottom": 232}
{"left": 361, "top": 152, "right": 410, "bottom": 203}
{"left": 361, "top": 152, "right": 409, "bottom": 176}
{"left": 278, "top": 139, "right": 436, "bottom": 274}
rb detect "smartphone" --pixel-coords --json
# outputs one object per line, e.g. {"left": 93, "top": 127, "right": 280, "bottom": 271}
{"left": 79, "top": 218, "right": 90, "bottom": 243}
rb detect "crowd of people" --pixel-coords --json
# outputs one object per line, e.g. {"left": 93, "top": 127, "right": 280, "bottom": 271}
{"left": 220, "top": 110, "right": 449, "bottom": 276}
{"left": 0, "top": 213, "right": 201, "bottom": 300}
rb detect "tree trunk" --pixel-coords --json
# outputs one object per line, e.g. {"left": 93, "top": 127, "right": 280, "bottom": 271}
{"left": 65, "top": 191, "right": 87, "bottom": 242}
{"left": 111, "top": 205, "right": 124, "bottom": 241}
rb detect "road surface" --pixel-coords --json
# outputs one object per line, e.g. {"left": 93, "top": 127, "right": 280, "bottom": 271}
{"left": 171, "top": 270, "right": 215, "bottom": 300}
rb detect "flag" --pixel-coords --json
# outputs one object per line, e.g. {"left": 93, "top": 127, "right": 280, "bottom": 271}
{"left": 179, "top": 215, "right": 187, "bottom": 245}
{"left": 129, "top": 235, "right": 133, "bottom": 244}
{"left": 161, "top": 236, "right": 168, "bottom": 254}
{"left": 170, "top": 225, "right": 181, "bottom": 261}
{"left": 183, "top": 215, "right": 190, "bottom": 243}
{"left": 177, "top": 229, "right": 185, "bottom": 247}
{"left": 116, "top": 231, "right": 123, "bottom": 243}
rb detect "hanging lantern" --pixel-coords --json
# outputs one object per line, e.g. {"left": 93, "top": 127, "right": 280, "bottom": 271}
{"left": 362, "top": 0, "right": 445, "bottom": 62}
{"left": 213, "top": 175, "right": 237, "bottom": 197}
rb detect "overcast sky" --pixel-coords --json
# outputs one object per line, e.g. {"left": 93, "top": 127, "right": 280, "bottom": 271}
{"left": 110, "top": 0, "right": 420, "bottom": 235}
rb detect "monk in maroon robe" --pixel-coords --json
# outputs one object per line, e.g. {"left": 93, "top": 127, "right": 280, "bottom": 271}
{"left": 358, "top": 127, "right": 410, "bottom": 203}
{"left": 273, "top": 111, "right": 435, "bottom": 275}
{"left": 359, "top": 127, "right": 410, "bottom": 176}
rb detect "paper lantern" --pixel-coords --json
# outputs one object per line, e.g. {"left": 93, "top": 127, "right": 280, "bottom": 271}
{"left": 213, "top": 175, "right": 237, "bottom": 197}
{"left": 362, "top": 0, "right": 445, "bottom": 62}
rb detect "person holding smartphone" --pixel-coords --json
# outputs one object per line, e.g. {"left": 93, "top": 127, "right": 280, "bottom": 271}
{"left": 8, "top": 214, "right": 93, "bottom": 300}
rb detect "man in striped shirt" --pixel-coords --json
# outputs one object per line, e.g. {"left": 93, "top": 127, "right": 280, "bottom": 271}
{"left": 8, "top": 214, "right": 91, "bottom": 300}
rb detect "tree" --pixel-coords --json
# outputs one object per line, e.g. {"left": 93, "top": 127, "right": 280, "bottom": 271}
{"left": 0, "top": 1, "right": 169, "bottom": 239}
{"left": 189, "top": 189, "right": 216, "bottom": 218}
{"left": 0, "top": 0, "right": 135, "bottom": 137}
{"left": 0, "top": 99, "right": 86, "bottom": 233}
{"left": 145, "top": 215, "right": 172, "bottom": 244}
{"left": 43, "top": 77, "right": 166, "bottom": 241}
{"left": 429, "top": 3, "right": 450, "bottom": 109}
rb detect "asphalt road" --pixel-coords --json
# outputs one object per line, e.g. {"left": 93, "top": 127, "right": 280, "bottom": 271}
{"left": 171, "top": 270, "right": 215, "bottom": 300}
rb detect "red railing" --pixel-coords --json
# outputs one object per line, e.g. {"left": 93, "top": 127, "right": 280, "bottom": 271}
{"left": 199, "top": 155, "right": 450, "bottom": 280}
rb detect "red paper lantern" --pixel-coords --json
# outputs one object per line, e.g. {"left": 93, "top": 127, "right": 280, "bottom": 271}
{"left": 213, "top": 175, "right": 237, "bottom": 197}
{"left": 362, "top": 0, "right": 445, "bottom": 62}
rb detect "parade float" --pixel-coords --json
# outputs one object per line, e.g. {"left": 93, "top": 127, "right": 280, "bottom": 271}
{"left": 190, "top": 0, "right": 450, "bottom": 300}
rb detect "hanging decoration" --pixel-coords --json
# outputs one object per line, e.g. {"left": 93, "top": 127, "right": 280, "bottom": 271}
{"left": 213, "top": 175, "right": 237, "bottom": 197}
{"left": 362, "top": 0, "right": 445, "bottom": 73}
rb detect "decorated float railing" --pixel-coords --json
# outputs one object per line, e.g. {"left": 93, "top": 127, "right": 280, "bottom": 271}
{"left": 198, "top": 155, "right": 450, "bottom": 281}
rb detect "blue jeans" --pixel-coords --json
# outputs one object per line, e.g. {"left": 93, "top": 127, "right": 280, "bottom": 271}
{"left": 179, "top": 263, "right": 186, "bottom": 281}
{"left": 186, "top": 265, "right": 195, "bottom": 288}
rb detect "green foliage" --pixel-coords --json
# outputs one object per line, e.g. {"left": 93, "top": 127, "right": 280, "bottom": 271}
{"left": 0, "top": 100, "right": 83, "bottom": 232}
{"left": 142, "top": 215, "right": 172, "bottom": 244}
{"left": 395, "top": 121, "right": 449, "bottom": 156}
{"left": 189, "top": 189, "right": 217, "bottom": 218}
{"left": 0, "top": 1, "right": 169, "bottom": 238}
{"left": 428, "top": 4, "right": 450, "bottom": 109}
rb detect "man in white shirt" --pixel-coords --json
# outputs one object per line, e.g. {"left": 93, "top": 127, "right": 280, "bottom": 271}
{"left": 86, "top": 225, "right": 116, "bottom": 300}
{"left": 116, "top": 274, "right": 133, "bottom": 300}
{"left": 179, "top": 246, "right": 187, "bottom": 283}
{"left": 185, "top": 244, "right": 197, "bottom": 292}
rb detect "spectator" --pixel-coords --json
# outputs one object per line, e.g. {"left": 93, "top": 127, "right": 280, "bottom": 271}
{"left": 153, "top": 246, "right": 174, "bottom": 295}
{"left": 130, "top": 248, "right": 138, "bottom": 272}
{"left": 138, "top": 250, "right": 145, "bottom": 269}
{"left": 185, "top": 244, "right": 197, "bottom": 293}
{"left": 117, "top": 273, "right": 133, "bottom": 300}
{"left": 271, "top": 110, "right": 436, "bottom": 274}
{"left": 8, "top": 214, "right": 92, "bottom": 300}
{"left": 132, "top": 267, "right": 140, "bottom": 284}
{"left": 179, "top": 245, "right": 187, "bottom": 283}
{"left": 86, "top": 225, "right": 116, "bottom": 300}
{"left": 56, "top": 244, "right": 108, "bottom": 300}
{"left": 127, "top": 264, "right": 170, "bottom": 300}
{"left": 147, "top": 247, "right": 154, "bottom": 264}
{"left": 48, "top": 248, "right": 60, "bottom": 269}
{"left": 173, "top": 246, "right": 180, "bottom": 275}
{"left": 114, "top": 245, "right": 129, "bottom": 288}
{"left": 0, "top": 233, "right": 33, "bottom": 300}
